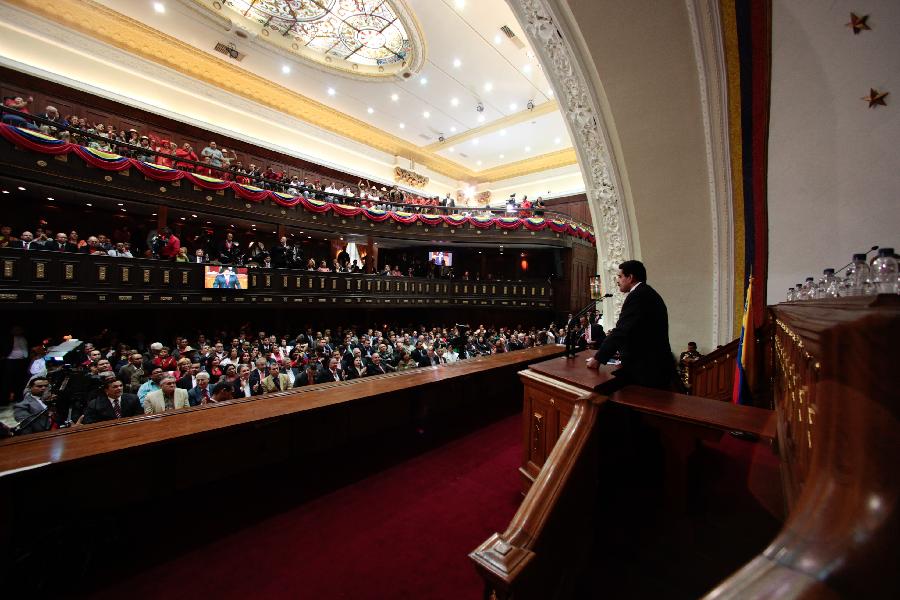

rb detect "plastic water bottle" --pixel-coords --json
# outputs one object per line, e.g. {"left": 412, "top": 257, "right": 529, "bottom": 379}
{"left": 786, "top": 287, "right": 795, "bottom": 302}
{"left": 799, "top": 277, "right": 816, "bottom": 300}
{"left": 872, "top": 248, "right": 898, "bottom": 294}
{"left": 844, "top": 254, "right": 871, "bottom": 296}
{"left": 821, "top": 268, "right": 840, "bottom": 298}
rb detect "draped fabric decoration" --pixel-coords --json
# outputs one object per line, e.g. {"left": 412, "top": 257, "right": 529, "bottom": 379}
{"left": 0, "top": 124, "right": 594, "bottom": 243}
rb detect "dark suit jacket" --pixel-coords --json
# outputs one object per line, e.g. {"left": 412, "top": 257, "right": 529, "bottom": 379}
{"left": 315, "top": 368, "right": 344, "bottom": 384}
{"left": 188, "top": 385, "right": 213, "bottom": 406}
{"left": 44, "top": 241, "right": 79, "bottom": 252}
{"left": 593, "top": 283, "right": 674, "bottom": 389}
{"left": 176, "top": 373, "right": 196, "bottom": 390}
{"left": 82, "top": 393, "right": 142, "bottom": 424}
{"left": 248, "top": 368, "right": 268, "bottom": 394}
{"left": 365, "top": 363, "right": 388, "bottom": 377}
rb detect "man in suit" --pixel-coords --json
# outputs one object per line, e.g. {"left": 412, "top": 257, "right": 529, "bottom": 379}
{"left": 270, "top": 236, "right": 292, "bottom": 269}
{"left": 13, "top": 375, "right": 54, "bottom": 434}
{"left": 213, "top": 266, "right": 242, "bottom": 289}
{"left": 143, "top": 375, "right": 190, "bottom": 414}
{"left": 365, "top": 353, "right": 393, "bottom": 376}
{"left": 187, "top": 371, "right": 212, "bottom": 406}
{"left": 294, "top": 363, "right": 321, "bottom": 387}
{"left": 12, "top": 231, "right": 39, "bottom": 250}
{"left": 216, "top": 232, "right": 241, "bottom": 264}
{"left": 261, "top": 363, "right": 291, "bottom": 393}
{"left": 117, "top": 352, "right": 147, "bottom": 394}
{"left": 248, "top": 357, "right": 268, "bottom": 396}
{"left": 82, "top": 378, "right": 142, "bottom": 424}
{"left": 232, "top": 365, "right": 255, "bottom": 398}
{"left": 316, "top": 357, "right": 345, "bottom": 383}
{"left": 177, "top": 362, "right": 201, "bottom": 390}
{"left": 44, "top": 232, "right": 78, "bottom": 252}
{"left": 586, "top": 260, "right": 674, "bottom": 391}
{"left": 585, "top": 311, "right": 606, "bottom": 350}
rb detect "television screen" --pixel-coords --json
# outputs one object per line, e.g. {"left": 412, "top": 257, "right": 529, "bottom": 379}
{"left": 204, "top": 266, "right": 248, "bottom": 289}
{"left": 428, "top": 251, "right": 453, "bottom": 267}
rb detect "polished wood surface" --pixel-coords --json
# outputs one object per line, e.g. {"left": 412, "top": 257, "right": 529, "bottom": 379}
{"left": 688, "top": 338, "right": 738, "bottom": 400}
{"left": 0, "top": 345, "right": 563, "bottom": 474}
{"left": 527, "top": 349, "right": 617, "bottom": 391}
{"left": 611, "top": 386, "right": 776, "bottom": 440}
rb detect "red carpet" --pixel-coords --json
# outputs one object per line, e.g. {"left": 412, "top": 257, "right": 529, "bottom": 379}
{"left": 91, "top": 415, "right": 524, "bottom": 600}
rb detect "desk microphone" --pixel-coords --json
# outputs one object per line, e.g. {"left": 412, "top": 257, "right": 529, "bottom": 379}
{"left": 836, "top": 245, "right": 879, "bottom": 274}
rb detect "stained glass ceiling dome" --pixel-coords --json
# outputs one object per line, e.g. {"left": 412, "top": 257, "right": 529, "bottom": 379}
{"left": 211, "top": 0, "right": 426, "bottom": 78}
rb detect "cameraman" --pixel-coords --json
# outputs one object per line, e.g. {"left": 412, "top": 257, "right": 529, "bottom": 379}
{"left": 13, "top": 375, "right": 57, "bottom": 435}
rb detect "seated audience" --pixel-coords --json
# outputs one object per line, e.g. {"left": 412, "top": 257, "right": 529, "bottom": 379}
{"left": 82, "top": 378, "right": 142, "bottom": 424}
{"left": 143, "top": 375, "right": 190, "bottom": 415}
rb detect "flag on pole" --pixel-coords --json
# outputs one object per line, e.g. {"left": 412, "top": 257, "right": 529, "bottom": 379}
{"left": 732, "top": 275, "right": 756, "bottom": 405}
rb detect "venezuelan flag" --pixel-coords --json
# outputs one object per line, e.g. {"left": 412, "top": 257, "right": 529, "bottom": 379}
{"left": 732, "top": 275, "right": 756, "bottom": 405}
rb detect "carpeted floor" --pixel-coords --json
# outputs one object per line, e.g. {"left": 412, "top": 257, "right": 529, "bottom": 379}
{"left": 88, "top": 414, "right": 524, "bottom": 600}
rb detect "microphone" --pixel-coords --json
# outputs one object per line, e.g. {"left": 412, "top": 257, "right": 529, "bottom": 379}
{"left": 836, "top": 245, "right": 879, "bottom": 274}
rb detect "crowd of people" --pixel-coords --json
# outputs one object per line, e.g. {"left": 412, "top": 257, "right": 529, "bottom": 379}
{"left": 2, "top": 320, "right": 563, "bottom": 436}
{"left": 2, "top": 96, "right": 550, "bottom": 218}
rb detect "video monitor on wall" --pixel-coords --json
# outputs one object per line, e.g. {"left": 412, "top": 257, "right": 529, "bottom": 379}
{"left": 204, "top": 266, "right": 248, "bottom": 289}
{"left": 428, "top": 251, "right": 453, "bottom": 267}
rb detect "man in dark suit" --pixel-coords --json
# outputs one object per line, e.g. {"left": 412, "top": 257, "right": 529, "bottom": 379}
{"left": 365, "top": 353, "right": 393, "bottom": 376}
{"left": 82, "top": 378, "right": 142, "bottom": 424}
{"left": 213, "top": 266, "right": 242, "bottom": 289}
{"left": 270, "top": 236, "right": 292, "bottom": 269}
{"left": 586, "top": 260, "right": 674, "bottom": 391}
{"left": 177, "top": 362, "right": 201, "bottom": 390}
{"left": 248, "top": 357, "right": 269, "bottom": 396}
{"left": 216, "top": 232, "right": 241, "bottom": 264}
{"left": 187, "top": 372, "right": 212, "bottom": 406}
{"left": 316, "top": 357, "right": 345, "bottom": 383}
{"left": 44, "top": 232, "right": 78, "bottom": 252}
{"left": 12, "top": 231, "right": 39, "bottom": 250}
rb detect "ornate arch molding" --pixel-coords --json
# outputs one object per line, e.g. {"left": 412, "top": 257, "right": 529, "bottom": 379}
{"left": 506, "top": 0, "right": 636, "bottom": 324}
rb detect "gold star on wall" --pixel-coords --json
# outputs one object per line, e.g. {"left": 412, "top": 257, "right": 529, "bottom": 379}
{"left": 862, "top": 88, "right": 888, "bottom": 108}
{"left": 846, "top": 13, "right": 871, "bottom": 34}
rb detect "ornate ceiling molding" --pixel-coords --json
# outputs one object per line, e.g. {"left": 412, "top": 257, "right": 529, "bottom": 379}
{"left": 686, "top": 0, "right": 734, "bottom": 345}
{"left": 423, "top": 100, "right": 560, "bottom": 151}
{"left": 473, "top": 147, "right": 577, "bottom": 182}
{"left": 4, "top": 0, "right": 573, "bottom": 186}
{"left": 506, "top": 0, "right": 635, "bottom": 322}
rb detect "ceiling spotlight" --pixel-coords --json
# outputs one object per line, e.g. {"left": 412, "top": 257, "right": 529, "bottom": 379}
{"left": 483, "top": 82, "right": 493, "bottom": 92}
{"left": 438, "top": 135, "right": 445, "bottom": 142}
{"left": 391, "top": 93, "right": 399, "bottom": 101}
{"left": 475, "top": 102, "right": 484, "bottom": 112}
{"left": 121, "top": 209, "right": 127, "bottom": 212}
{"left": 0, "top": 191, "right": 8, "bottom": 194}
{"left": 454, "top": 0, "right": 465, "bottom": 8}
{"left": 554, "top": 137, "right": 561, "bottom": 144}
{"left": 477, "top": 115, "right": 485, "bottom": 123}
{"left": 423, "top": 111, "right": 430, "bottom": 118}
{"left": 499, "top": 129, "right": 507, "bottom": 136}
{"left": 450, "top": 97, "right": 459, "bottom": 107}
{"left": 452, "top": 58, "right": 461, "bottom": 68}
{"left": 476, "top": 160, "right": 482, "bottom": 166}
{"left": 191, "top": 214, "right": 198, "bottom": 218}
{"left": 327, "top": 87, "right": 336, "bottom": 96}
{"left": 547, "top": 89, "right": 554, "bottom": 98}
{"left": 448, "top": 147, "right": 455, "bottom": 152}
{"left": 86, "top": 203, "right": 92, "bottom": 207}
{"left": 509, "top": 103, "right": 517, "bottom": 111}
{"left": 281, "top": 65, "right": 291, "bottom": 74}
{"left": 525, "top": 146, "right": 531, "bottom": 152}
{"left": 367, "top": 107, "right": 374, "bottom": 114}
{"left": 472, "top": 138, "right": 480, "bottom": 145}
{"left": 450, "top": 126, "right": 457, "bottom": 132}
{"left": 153, "top": 2, "right": 165, "bottom": 13}
{"left": 499, "top": 154, "right": 505, "bottom": 159}
{"left": 526, "top": 99, "right": 535, "bottom": 110}
{"left": 180, "top": 216, "right": 186, "bottom": 220}
{"left": 46, "top": 197, "right": 54, "bottom": 201}
{"left": 419, "top": 77, "right": 428, "bottom": 85}
{"left": 117, "top": 202, "right": 124, "bottom": 206}
{"left": 17, "top": 186, "right": 25, "bottom": 191}
{"left": 522, "top": 64, "right": 532, "bottom": 74}
{"left": 493, "top": 34, "right": 502, "bottom": 45}
{"left": 399, "top": 123, "right": 405, "bottom": 129}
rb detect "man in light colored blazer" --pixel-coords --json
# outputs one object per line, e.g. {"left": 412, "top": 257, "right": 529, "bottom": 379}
{"left": 260, "top": 363, "right": 291, "bottom": 393}
{"left": 144, "top": 375, "right": 190, "bottom": 415}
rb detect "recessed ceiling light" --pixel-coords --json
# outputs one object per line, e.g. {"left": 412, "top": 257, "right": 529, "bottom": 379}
{"left": 308, "top": 236, "right": 312, "bottom": 239}
{"left": 17, "top": 186, "right": 25, "bottom": 191}
{"left": 554, "top": 137, "right": 561, "bottom": 144}
{"left": 391, "top": 93, "right": 399, "bottom": 101}
{"left": 509, "top": 103, "right": 517, "bottom": 111}
{"left": 46, "top": 197, "right": 54, "bottom": 201}
{"left": 419, "top": 77, "right": 428, "bottom": 85}
{"left": 476, "top": 160, "right": 482, "bottom": 166}
{"left": 367, "top": 107, "right": 374, "bottom": 114}
{"left": 399, "top": 122, "right": 405, "bottom": 129}
{"left": 448, "top": 147, "right": 455, "bottom": 152}
{"left": 191, "top": 214, "right": 198, "bottom": 218}
{"left": 206, "top": 221, "right": 211, "bottom": 224}
{"left": 499, "top": 154, "right": 504, "bottom": 159}
{"left": 547, "top": 89, "right": 554, "bottom": 98}
{"left": 86, "top": 203, "right": 92, "bottom": 206}
{"left": 450, "top": 97, "right": 459, "bottom": 107}
{"left": 117, "top": 202, "right": 124, "bottom": 206}
{"left": 180, "top": 216, "right": 186, "bottom": 220}
{"left": 522, "top": 64, "right": 532, "bottom": 74}
{"left": 472, "top": 138, "right": 479, "bottom": 145}
{"left": 499, "top": 129, "right": 507, "bottom": 136}
{"left": 152, "top": 212, "right": 157, "bottom": 216}
{"left": 477, "top": 115, "right": 485, "bottom": 123}
{"left": 454, "top": 0, "right": 465, "bottom": 9}
{"left": 483, "top": 82, "right": 493, "bottom": 92}
{"left": 121, "top": 209, "right": 127, "bottom": 212}
{"left": 272, "top": 231, "right": 277, "bottom": 234}
{"left": 450, "top": 126, "right": 457, "bottom": 132}
{"left": 281, "top": 65, "right": 291, "bottom": 74}
{"left": 493, "top": 34, "right": 502, "bottom": 45}
{"left": 452, "top": 58, "right": 461, "bottom": 68}
{"left": 423, "top": 111, "right": 430, "bottom": 119}
{"left": 153, "top": 2, "right": 165, "bottom": 14}
{"left": 525, "top": 146, "right": 531, "bottom": 152}
{"left": 0, "top": 191, "right": 8, "bottom": 194}
{"left": 327, "top": 87, "right": 336, "bottom": 96}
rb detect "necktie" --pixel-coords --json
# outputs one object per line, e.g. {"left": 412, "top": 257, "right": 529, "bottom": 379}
{"left": 203, "top": 389, "right": 210, "bottom": 404}
{"left": 274, "top": 377, "right": 281, "bottom": 391}
{"left": 112, "top": 398, "right": 121, "bottom": 419}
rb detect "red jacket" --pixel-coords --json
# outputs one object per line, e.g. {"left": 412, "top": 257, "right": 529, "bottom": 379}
{"left": 160, "top": 234, "right": 181, "bottom": 259}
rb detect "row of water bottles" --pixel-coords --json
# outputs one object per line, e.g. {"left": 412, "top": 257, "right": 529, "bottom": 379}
{"left": 786, "top": 247, "right": 898, "bottom": 301}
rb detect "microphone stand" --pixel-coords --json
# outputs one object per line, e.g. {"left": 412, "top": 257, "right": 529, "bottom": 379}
{"left": 835, "top": 245, "right": 879, "bottom": 274}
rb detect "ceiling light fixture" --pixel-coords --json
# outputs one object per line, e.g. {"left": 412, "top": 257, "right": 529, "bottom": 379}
{"left": 452, "top": 58, "right": 461, "bottom": 68}
{"left": 46, "top": 197, "right": 54, "bottom": 201}
{"left": 509, "top": 103, "right": 517, "bottom": 111}
{"left": 391, "top": 93, "right": 399, "bottom": 101}
{"left": 327, "top": 87, "right": 336, "bottom": 96}
{"left": 454, "top": 0, "right": 465, "bottom": 9}
{"left": 499, "top": 129, "right": 507, "bottom": 136}
{"left": 117, "top": 202, "right": 124, "bottom": 206}
{"left": 191, "top": 214, "right": 198, "bottom": 218}
{"left": 450, "top": 126, "right": 457, "bottom": 132}
{"left": 399, "top": 123, "right": 405, "bottom": 129}
{"left": 522, "top": 64, "right": 532, "bottom": 73}
{"left": 450, "top": 97, "right": 459, "bottom": 107}
{"left": 472, "top": 138, "right": 479, "bottom": 145}
{"left": 281, "top": 65, "right": 291, "bottom": 74}
{"left": 153, "top": 2, "right": 165, "bottom": 14}
{"left": 484, "top": 82, "right": 493, "bottom": 92}
{"left": 17, "top": 186, "right": 25, "bottom": 191}
{"left": 448, "top": 147, "right": 455, "bottom": 152}
{"left": 419, "top": 77, "right": 428, "bottom": 85}
{"left": 423, "top": 111, "right": 430, "bottom": 118}
{"left": 0, "top": 191, "right": 8, "bottom": 194}
{"left": 476, "top": 160, "right": 482, "bottom": 166}
{"left": 86, "top": 203, "right": 92, "bottom": 207}
{"left": 367, "top": 107, "right": 374, "bottom": 114}
{"left": 493, "top": 34, "right": 502, "bottom": 45}
{"left": 525, "top": 146, "right": 531, "bottom": 152}
{"left": 477, "top": 115, "right": 485, "bottom": 123}
{"left": 547, "top": 89, "right": 554, "bottom": 98}
{"left": 554, "top": 137, "right": 561, "bottom": 144}
{"left": 499, "top": 154, "right": 504, "bottom": 159}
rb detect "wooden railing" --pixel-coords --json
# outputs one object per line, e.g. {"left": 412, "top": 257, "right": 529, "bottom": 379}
{"left": 0, "top": 248, "right": 553, "bottom": 309}
{"left": 473, "top": 295, "right": 900, "bottom": 598}
{"left": 687, "top": 338, "right": 738, "bottom": 400}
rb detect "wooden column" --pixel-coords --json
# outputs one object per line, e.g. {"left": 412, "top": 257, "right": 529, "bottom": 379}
{"left": 157, "top": 206, "right": 168, "bottom": 231}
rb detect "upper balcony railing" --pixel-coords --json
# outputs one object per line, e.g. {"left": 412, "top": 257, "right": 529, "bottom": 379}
{"left": 0, "top": 107, "right": 596, "bottom": 245}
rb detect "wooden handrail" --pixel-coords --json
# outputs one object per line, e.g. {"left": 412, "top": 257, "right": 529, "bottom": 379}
{"left": 686, "top": 337, "right": 739, "bottom": 399}
{"left": 470, "top": 370, "right": 604, "bottom": 599}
